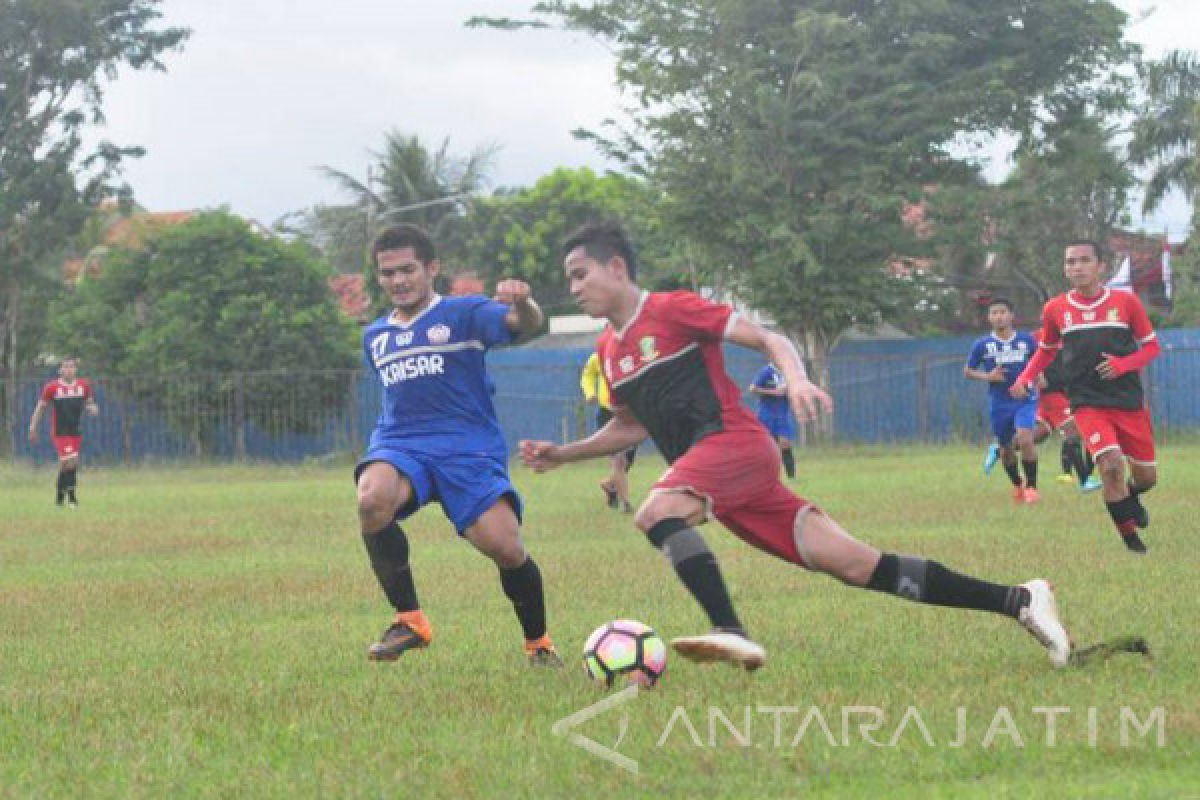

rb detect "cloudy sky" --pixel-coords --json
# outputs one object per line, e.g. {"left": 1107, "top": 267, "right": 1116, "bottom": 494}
{"left": 96, "top": 0, "right": 1196, "bottom": 238}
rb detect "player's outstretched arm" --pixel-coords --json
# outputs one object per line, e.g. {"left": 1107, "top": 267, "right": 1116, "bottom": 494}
{"left": 27, "top": 400, "right": 46, "bottom": 443}
{"left": 726, "top": 318, "right": 832, "bottom": 422}
{"left": 519, "top": 409, "right": 648, "bottom": 472}
{"left": 495, "top": 279, "right": 545, "bottom": 342}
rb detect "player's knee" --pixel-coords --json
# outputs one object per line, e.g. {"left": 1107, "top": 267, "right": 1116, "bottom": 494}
{"left": 1133, "top": 470, "right": 1156, "bottom": 491}
{"left": 1097, "top": 456, "right": 1124, "bottom": 482}
{"left": 356, "top": 488, "right": 395, "bottom": 532}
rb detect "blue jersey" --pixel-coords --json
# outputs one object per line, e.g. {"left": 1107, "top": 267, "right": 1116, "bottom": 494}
{"left": 966, "top": 330, "right": 1038, "bottom": 404}
{"left": 363, "top": 295, "right": 513, "bottom": 458}
{"left": 751, "top": 365, "right": 790, "bottom": 417}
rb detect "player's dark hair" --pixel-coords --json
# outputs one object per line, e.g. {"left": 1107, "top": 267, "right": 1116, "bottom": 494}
{"left": 987, "top": 297, "right": 1013, "bottom": 312}
{"left": 371, "top": 224, "right": 436, "bottom": 266}
{"left": 562, "top": 220, "right": 638, "bottom": 281}
{"left": 1065, "top": 238, "right": 1106, "bottom": 263}
{"left": 59, "top": 356, "right": 78, "bottom": 366}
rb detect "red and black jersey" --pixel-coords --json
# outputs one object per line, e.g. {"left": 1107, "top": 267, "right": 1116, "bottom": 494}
{"left": 1034, "top": 330, "right": 1070, "bottom": 394}
{"left": 596, "top": 291, "right": 762, "bottom": 464}
{"left": 40, "top": 378, "right": 94, "bottom": 437}
{"left": 1036, "top": 288, "right": 1156, "bottom": 411}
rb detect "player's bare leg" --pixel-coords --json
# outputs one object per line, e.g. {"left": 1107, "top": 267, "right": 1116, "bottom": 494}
{"left": 464, "top": 500, "right": 561, "bottom": 667}
{"left": 795, "top": 511, "right": 1071, "bottom": 667}
{"left": 999, "top": 446, "right": 1025, "bottom": 501}
{"left": 357, "top": 462, "right": 432, "bottom": 660}
{"left": 1095, "top": 450, "right": 1151, "bottom": 553}
{"left": 634, "top": 489, "right": 766, "bottom": 671}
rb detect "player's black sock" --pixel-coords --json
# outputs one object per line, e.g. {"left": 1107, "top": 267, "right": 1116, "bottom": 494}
{"left": 362, "top": 521, "right": 419, "bottom": 612}
{"left": 1126, "top": 479, "right": 1152, "bottom": 498}
{"left": 1002, "top": 461, "right": 1022, "bottom": 487}
{"left": 1021, "top": 459, "right": 1038, "bottom": 489}
{"left": 55, "top": 470, "right": 66, "bottom": 503}
{"left": 1060, "top": 439, "right": 1074, "bottom": 475}
{"left": 499, "top": 556, "right": 547, "bottom": 641}
{"left": 866, "top": 553, "right": 1028, "bottom": 618}
{"left": 1065, "top": 439, "right": 1090, "bottom": 481}
{"left": 781, "top": 448, "right": 796, "bottom": 479}
{"left": 646, "top": 518, "right": 744, "bottom": 633}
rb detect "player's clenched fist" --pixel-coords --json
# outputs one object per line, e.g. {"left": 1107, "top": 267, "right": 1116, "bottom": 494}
{"left": 494, "top": 279, "right": 531, "bottom": 306}
{"left": 519, "top": 439, "right": 562, "bottom": 472}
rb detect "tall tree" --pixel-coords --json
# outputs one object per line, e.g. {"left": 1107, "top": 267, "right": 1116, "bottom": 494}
{"left": 472, "top": 1, "right": 1132, "bottom": 390}
{"left": 1129, "top": 49, "right": 1200, "bottom": 214}
{"left": 0, "top": 0, "right": 187, "bottom": 455}
{"left": 462, "top": 167, "right": 677, "bottom": 315}
{"left": 49, "top": 212, "right": 360, "bottom": 455}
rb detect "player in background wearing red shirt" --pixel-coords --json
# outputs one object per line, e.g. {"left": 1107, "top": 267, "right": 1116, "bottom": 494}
{"left": 1013, "top": 240, "right": 1161, "bottom": 554}
{"left": 521, "top": 222, "right": 1072, "bottom": 671}
{"left": 28, "top": 357, "right": 99, "bottom": 507}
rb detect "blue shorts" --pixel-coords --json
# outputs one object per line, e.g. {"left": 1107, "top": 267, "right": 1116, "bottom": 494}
{"left": 757, "top": 411, "right": 796, "bottom": 440}
{"left": 354, "top": 447, "right": 522, "bottom": 535}
{"left": 990, "top": 399, "right": 1038, "bottom": 447}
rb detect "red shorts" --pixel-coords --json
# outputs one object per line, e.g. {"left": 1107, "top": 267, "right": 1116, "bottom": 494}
{"left": 653, "top": 427, "right": 812, "bottom": 568}
{"left": 1072, "top": 406, "right": 1156, "bottom": 465}
{"left": 1037, "top": 391, "right": 1072, "bottom": 430}
{"left": 52, "top": 435, "right": 83, "bottom": 460}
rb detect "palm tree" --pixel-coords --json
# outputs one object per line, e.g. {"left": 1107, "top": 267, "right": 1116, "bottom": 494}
{"left": 1129, "top": 50, "right": 1200, "bottom": 214}
{"left": 316, "top": 131, "right": 496, "bottom": 252}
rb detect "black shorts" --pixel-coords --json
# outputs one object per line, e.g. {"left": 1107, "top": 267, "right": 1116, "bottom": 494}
{"left": 594, "top": 406, "right": 637, "bottom": 470}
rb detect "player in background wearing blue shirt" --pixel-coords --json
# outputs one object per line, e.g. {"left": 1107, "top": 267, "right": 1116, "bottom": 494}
{"left": 964, "top": 298, "right": 1042, "bottom": 504}
{"left": 355, "top": 224, "right": 562, "bottom": 667}
{"left": 748, "top": 363, "right": 797, "bottom": 479}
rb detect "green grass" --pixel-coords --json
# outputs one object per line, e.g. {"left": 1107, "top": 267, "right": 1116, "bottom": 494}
{"left": 1, "top": 446, "right": 1197, "bottom": 798}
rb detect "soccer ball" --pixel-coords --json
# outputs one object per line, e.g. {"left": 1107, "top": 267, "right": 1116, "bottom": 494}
{"left": 582, "top": 619, "right": 667, "bottom": 688}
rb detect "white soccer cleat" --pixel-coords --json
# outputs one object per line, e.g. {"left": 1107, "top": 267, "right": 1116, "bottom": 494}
{"left": 1018, "top": 579, "right": 1071, "bottom": 668}
{"left": 670, "top": 631, "right": 767, "bottom": 671}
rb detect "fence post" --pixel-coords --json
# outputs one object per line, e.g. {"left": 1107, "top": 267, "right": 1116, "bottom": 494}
{"left": 917, "top": 356, "right": 930, "bottom": 441}
{"left": 234, "top": 372, "right": 247, "bottom": 460}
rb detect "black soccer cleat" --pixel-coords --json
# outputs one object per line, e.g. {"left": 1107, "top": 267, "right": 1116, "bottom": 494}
{"left": 367, "top": 620, "right": 430, "bottom": 661}
{"left": 1121, "top": 532, "right": 1148, "bottom": 554}
{"left": 602, "top": 485, "right": 618, "bottom": 509}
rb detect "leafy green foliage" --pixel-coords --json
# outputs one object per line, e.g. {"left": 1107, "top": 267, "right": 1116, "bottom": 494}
{"left": 49, "top": 212, "right": 359, "bottom": 451}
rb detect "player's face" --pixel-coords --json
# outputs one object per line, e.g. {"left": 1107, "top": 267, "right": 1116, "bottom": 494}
{"left": 564, "top": 246, "right": 623, "bottom": 318}
{"left": 59, "top": 360, "right": 78, "bottom": 381}
{"left": 1063, "top": 244, "right": 1103, "bottom": 291}
{"left": 987, "top": 304, "right": 1013, "bottom": 333}
{"left": 376, "top": 247, "right": 438, "bottom": 315}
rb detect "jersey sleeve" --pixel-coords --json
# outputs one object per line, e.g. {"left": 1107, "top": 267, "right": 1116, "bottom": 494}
{"left": 966, "top": 339, "right": 985, "bottom": 370}
{"left": 468, "top": 298, "right": 515, "bottom": 349}
{"left": 580, "top": 353, "right": 600, "bottom": 400}
{"left": 40, "top": 382, "right": 55, "bottom": 402}
{"left": 1126, "top": 293, "right": 1157, "bottom": 345}
{"left": 656, "top": 291, "right": 736, "bottom": 341}
{"left": 1038, "top": 300, "right": 1063, "bottom": 349}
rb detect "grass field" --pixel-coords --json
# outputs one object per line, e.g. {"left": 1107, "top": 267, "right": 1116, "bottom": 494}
{"left": 2, "top": 445, "right": 1198, "bottom": 798}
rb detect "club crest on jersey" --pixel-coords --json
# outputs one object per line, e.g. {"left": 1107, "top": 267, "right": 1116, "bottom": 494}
{"left": 619, "top": 355, "right": 635, "bottom": 375}
{"left": 1107, "top": 308, "right": 1121, "bottom": 322}
{"left": 395, "top": 331, "right": 414, "bottom": 347}
{"left": 427, "top": 324, "right": 452, "bottom": 345}
{"left": 1083, "top": 311, "right": 1096, "bottom": 321}
{"left": 639, "top": 336, "right": 659, "bottom": 362}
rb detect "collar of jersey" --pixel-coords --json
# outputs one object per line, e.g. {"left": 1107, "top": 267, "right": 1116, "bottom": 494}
{"left": 388, "top": 294, "right": 442, "bottom": 329}
{"left": 613, "top": 290, "right": 649, "bottom": 341}
{"left": 990, "top": 330, "right": 1018, "bottom": 345}
{"left": 1067, "top": 287, "right": 1109, "bottom": 311}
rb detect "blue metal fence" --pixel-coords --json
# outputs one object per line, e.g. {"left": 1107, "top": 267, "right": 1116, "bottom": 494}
{"left": 7, "top": 332, "right": 1200, "bottom": 464}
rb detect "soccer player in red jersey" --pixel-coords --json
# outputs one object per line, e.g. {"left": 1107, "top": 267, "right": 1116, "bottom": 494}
{"left": 28, "top": 357, "right": 99, "bottom": 507}
{"left": 521, "top": 221, "right": 1072, "bottom": 670}
{"left": 1013, "top": 240, "right": 1161, "bottom": 554}
{"left": 1031, "top": 331, "right": 1099, "bottom": 491}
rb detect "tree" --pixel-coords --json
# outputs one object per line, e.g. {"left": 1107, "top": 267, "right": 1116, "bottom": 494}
{"left": 472, "top": 1, "right": 1134, "bottom": 395}
{"left": 1130, "top": 50, "right": 1200, "bottom": 214}
{"left": 461, "top": 167, "right": 677, "bottom": 315}
{"left": 288, "top": 131, "right": 497, "bottom": 314}
{"left": 0, "top": 0, "right": 187, "bottom": 455}
{"left": 49, "top": 212, "right": 360, "bottom": 455}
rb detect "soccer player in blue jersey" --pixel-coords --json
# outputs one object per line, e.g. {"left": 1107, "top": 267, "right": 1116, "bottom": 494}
{"left": 355, "top": 223, "right": 561, "bottom": 667}
{"left": 748, "top": 363, "right": 797, "bottom": 479}
{"left": 964, "top": 298, "right": 1041, "bottom": 503}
